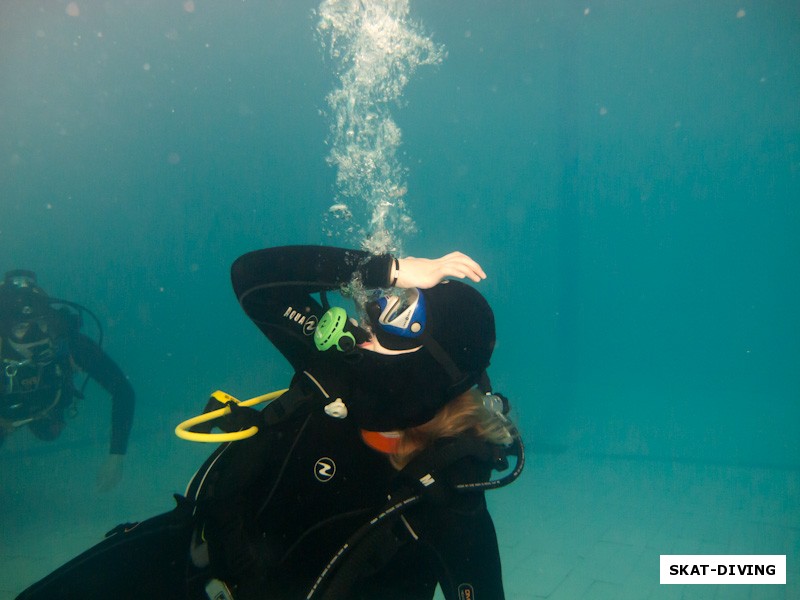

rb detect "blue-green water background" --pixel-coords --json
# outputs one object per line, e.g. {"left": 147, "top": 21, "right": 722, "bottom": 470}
{"left": 1, "top": 0, "right": 798, "bottom": 498}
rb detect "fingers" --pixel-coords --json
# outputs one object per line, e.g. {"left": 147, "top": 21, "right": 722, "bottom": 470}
{"left": 96, "top": 457, "right": 123, "bottom": 492}
{"left": 395, "top": 252, "right": 487, "bottom": 289}
{"left": 435, "top": 251, "right": 487, "bottom": 282}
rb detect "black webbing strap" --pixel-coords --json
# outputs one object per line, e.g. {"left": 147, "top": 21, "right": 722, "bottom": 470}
{"left": 260, "top": 386, "right": 313, "bottom": 426}
{"left": 308, "top": 436, "right": 499, "bottom": 599}
{"left": 395, "top": 436, "right": 496, "bottom": 489}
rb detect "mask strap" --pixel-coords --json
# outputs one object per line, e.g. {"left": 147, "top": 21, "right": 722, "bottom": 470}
{"left": 418, "top": 331, "right": 467, "bottom": 386}
{"left": 477, "top": 371, "right": 492, "bottom": 394}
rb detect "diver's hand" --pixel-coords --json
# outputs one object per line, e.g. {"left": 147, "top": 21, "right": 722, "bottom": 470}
{"left": 394, "top": 252, "right": 487, "bottom": 289}
{"left": 188, "top": 395, "right": 230, "bottom": 434}
{"left": 97, "top": 453, "right": 124, "bottom": 492}
{"left": 219, "top": 401, "right": 263, "bottom": 433}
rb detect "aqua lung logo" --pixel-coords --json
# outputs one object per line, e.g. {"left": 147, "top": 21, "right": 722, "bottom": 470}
{"left": 457, "top": 584, "right": 475, "bottom": 600}
{"left": 314, "top": 457, "right": 336, "bottom": 482}
{"left": 304, "top": 315, "right": 318, "bottom": 335}
{"left": 282, "top": 306, "right": 318, "bottom": 336}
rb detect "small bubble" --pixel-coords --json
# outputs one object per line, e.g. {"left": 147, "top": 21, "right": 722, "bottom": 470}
{"left": 66, "top": 2, "right": 80, "bottom": 17}
{"left": 584, "top": 8, "right": 590, "bottom": 16}
{"left": 143, "top": 63, "right": 151, "bottom": 71}
{"left": 736, "top": 9, "right": 746, "bottom": 18}
{"left": 599, "top": 106, "right": 608, "bottom": 116}
{"left": 183, "top": 0, "right": 196, "bottom": 13}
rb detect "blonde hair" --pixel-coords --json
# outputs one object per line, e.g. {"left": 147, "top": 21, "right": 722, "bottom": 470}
{"left": 390, "top": 388, "right": 515, "bottom": 470}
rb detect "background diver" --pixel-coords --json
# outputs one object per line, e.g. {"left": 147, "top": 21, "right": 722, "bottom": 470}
{"left": 16, "top": 246, "right": 523, "bottom": 599}
{"left": 0, "top": 270, "right": 135, "bottom": 491}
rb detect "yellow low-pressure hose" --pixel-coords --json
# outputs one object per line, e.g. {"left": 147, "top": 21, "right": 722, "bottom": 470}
{"left": 175, "top": 389, "right": 287, "bottom": 442}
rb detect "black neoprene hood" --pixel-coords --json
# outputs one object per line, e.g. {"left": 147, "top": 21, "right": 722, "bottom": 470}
{"left": 0, "top": 274, "right": 51, "bottom": 335}
{"left": 346, "top": 279, "right": 496, "bottom": 430}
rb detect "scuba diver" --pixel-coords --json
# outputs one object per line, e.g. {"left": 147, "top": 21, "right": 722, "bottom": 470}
{"left": 0, "top": 270, "right": 135, "bottom": 491}
{"left": 16, "top": 245, "right": 523, "bottom": 599}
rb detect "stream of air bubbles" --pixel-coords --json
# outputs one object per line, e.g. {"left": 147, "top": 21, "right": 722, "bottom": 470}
{"left": 316, "top": 0, "right": 445, "bottom": 255}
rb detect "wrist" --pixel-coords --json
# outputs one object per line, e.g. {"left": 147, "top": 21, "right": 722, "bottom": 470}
{"left": 390, "top": 257, "right": 400, "bottom": 287}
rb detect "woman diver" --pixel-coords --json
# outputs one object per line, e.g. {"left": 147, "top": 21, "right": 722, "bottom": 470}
{"left": 16, "top": 245, "right": 523, "bottom": 600}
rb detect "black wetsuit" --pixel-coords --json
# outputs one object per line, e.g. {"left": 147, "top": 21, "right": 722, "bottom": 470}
{"left": 16, "top": 246, "right": 505, "bottom": 600}
{"left": 0, "top": 324, "right": 134, "bottom": 455}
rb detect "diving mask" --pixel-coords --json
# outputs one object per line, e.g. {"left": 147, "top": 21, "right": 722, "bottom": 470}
{"left": 371, "top": 288, "right": 426, "bottom": 338}
{"left": 5, "top": 270, "right": 38, "bottom": 290}
{"left": 364, "top": 288, "right": 426, "bottom": 351}
{"left": 315, "top": 288, "right": 427, "bottom": 354}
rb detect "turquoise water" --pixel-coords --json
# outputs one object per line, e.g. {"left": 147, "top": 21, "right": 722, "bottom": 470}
{"left": 1, "top": 1, "right": 798, "bottom": 598}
